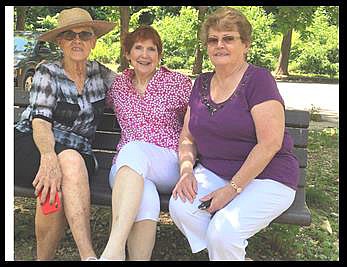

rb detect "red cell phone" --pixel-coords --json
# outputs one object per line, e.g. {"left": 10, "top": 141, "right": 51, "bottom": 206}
{"left": 38, "top": 190, "right": 62, "bottom": 215}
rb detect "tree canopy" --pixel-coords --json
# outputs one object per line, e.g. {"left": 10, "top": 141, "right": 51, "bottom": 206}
{"left": 14, "top": 6, "right": 339, "bottom": 77}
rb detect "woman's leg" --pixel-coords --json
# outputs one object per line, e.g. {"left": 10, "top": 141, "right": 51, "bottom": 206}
{"left": 15, "top": 130, "right": 67, "bottom": 260}
{"left": 35, "top": 200, "right": 67, "bottom": 260}
{"left": 169, "top": 164, "right": 226, "bottom": 253}
{"left": 101, "top": 141, "right": 179, "bottom": 260}
{"left": 56, "top": 149, "right": 96, "bottom": 260}
{"left": 126, "top": 178, "right": 160, "bottom": 260}
{"left": 205, "top": 179, "right": 296, "bottom": 260}
{"left": 127, "top": 220, "right": 157, "bottom": 260}
{"left": 101, "top": 166, "right": 144, "bottom": 260}
{"left": 125, "top": 142, "right": 180, "bottom": 260}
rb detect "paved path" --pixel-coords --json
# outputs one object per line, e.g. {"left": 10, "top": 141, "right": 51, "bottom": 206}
{"left": 277, "top": 82, "right": 339, "bottom": 124}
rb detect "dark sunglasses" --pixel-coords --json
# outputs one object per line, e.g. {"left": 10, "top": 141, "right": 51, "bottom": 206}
{"left": 59, "top": 30, "right": 94, "bottom": 41}
{"left": 206, "top": 35, "right": 241, "bottom": 46}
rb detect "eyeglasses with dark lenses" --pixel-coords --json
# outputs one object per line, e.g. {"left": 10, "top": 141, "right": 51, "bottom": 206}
{"left": 59, "top": 30, "right": 94, "bottom": 41}
{"left": 207, "top": 35, "right": 241, "bottom": 46}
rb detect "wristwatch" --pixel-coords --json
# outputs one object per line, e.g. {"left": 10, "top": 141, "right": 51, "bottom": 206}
{"left": 229, "top": 180, "right": 242, "bottom": 194}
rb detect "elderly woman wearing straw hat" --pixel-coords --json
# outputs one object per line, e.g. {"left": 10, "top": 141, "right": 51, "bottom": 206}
{"left": 14, "top": 8, "right": 116, "bottom": 260}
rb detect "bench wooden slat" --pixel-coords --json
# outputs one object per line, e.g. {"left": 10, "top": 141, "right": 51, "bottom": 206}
{"left": 284, "top": 109, "right": 310, "bottom": 128}
{"left": 293, "top": 148, "right": 307, "bottom": 168}
{"left": 286, "top": 128, "right": 308, "bottom": 148}
{"left": 94, "top": 151, "right": 115, "bottom": 170}
{"left": 97, "top": 113, "right": 120, "bottom": 132}
{"left": 93, "top": 132, "right": 120, "bottom": 151}
{"left": 298, "top": 168, "right": 306, "bottom": 187}
{"left": 93, "top": 136, "right": 308, "bottom": 168}
{"left": 92, "top": 128, "right": 308, "bottom": 151}
{"left": 273, "top": 187, "right": 311, "bottom": 225}
{"left": 89, "top": 169, "right": 112, "bottom": 206}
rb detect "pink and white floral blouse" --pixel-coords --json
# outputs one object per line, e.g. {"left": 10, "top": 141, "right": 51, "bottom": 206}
{"left": 106, "top": 66, "right": 192, "bottom": 164}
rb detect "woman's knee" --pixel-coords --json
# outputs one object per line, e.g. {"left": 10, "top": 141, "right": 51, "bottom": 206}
{"left": 117, "top": 141, "right": 146, "bottom": 161}
{"left": 58, "top": 149, "right": 88, "bottom": 182}
{"left": 206, "top": 215, "right": 244, "bottom": 249}
{"left": 136, "top": 180, "right": 160, "bottom": 221}
{"left": 169, "top": 196, "right": 192, "bottom": 221}
{"left": 111, "top": 141, "right": 149, "bottom": 184}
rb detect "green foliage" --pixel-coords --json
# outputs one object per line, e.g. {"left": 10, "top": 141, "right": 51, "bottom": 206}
{"left": 35, "top": 14, "right": 58, "bottom": 32}
{"left": 236, "top": 6, "right": 276, "bottom": 69}
{"left": 130, "top": 7, "right": 156, "bottom": 27}
{"left": 291, "top": 7, "right": 339, "bottom": 77}
{"left": 89, "top": 35, "right": 120, "bottom": 64}
{"left": 17, "top": 6, "right": 339, "bottom": 77}
{"left": 264, "top": 6, "right": 317, "bottom": 34}
{"left": 152, "top": 7, "right": 198, "bottom": 70}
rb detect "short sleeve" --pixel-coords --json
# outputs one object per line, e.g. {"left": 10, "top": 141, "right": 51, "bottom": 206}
{"left": 246, "top": 68, "right": 284, "bottom": 110}
{"left": 30, "top": 64, "right": 58, "bottom": 123}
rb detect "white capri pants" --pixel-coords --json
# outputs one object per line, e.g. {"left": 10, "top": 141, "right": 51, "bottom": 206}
{"left": 169, "top": 163, "right": 296, "bottom": 261}
{"left": 109, "top": 140, "right": 180, "bottom": 222}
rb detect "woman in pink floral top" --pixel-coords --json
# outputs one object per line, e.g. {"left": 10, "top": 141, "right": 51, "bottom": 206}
{"left": 100, "top": 26, "right": 192, "bottom": 260}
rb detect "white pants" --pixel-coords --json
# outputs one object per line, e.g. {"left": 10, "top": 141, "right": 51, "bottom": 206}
{"left": 109, "top": 140, "right": 179, "bottom": 222}
{"left": 169, "top": 164, "right": 296, "bottom": 261}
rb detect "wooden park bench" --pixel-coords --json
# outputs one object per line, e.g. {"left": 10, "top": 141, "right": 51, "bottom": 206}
{"left": 14, "top": 89, "right": 311, "bottom": 226}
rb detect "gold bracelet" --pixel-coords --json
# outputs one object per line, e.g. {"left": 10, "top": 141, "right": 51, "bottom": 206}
{"left": 229, "top": 180, "right": 242, "bottom": 194}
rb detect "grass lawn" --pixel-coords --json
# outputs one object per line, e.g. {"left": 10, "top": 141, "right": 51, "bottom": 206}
{"left": 13, "top": 126, "right": 339, "bottom": 260}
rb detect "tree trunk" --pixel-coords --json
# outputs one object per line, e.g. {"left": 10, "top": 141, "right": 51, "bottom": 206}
{"left": 16, "top": 6, "right": 27, "bottom": 31}
{"left": 275, "top": 28, "right": 293, "bottom": 76}
{"left": 192, "top": 6, "right": 208, "bottom": 75}
{"left": 118, "top": 6, "right": 130, "bottom": 72}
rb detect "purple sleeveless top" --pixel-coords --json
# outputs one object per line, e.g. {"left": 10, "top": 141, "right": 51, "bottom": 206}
{"left": 188, "top": 64, "right": 299, "bottom": 190}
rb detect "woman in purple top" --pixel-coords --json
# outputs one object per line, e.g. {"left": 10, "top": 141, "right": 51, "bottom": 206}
{"left": 169, "top": 7, "right": 299, "bottom": 260}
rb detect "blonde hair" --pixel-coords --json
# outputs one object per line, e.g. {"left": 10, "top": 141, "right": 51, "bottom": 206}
{"left": 200, "top": 7, "right": 252, "bottom": 45}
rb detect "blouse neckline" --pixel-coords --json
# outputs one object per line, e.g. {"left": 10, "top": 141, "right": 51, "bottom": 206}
{"left": 199, "top": 64, "right": 252, "bottom": 115}
{"left": 124, "top": 67, "right": 166, "bottom": 98}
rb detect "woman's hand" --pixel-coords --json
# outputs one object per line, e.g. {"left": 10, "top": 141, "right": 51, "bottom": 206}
{"left": 172, "top": 172, "right": 198, "bottom": 203}
{"left": 32, "top": 152, "right": 62, "bottom": 205}
{"left": 200, "top": 185, "right": 237, "bottom": 214}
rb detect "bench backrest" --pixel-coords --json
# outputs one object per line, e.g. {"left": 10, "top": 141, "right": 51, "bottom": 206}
{"left": 14, "top": 90, "right": 311, "bottom": 226}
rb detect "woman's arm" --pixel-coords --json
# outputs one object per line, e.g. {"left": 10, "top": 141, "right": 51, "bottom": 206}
{"left": 231, "top": 99, "right": 284, "bottom": 189}
{"left": 178, "top": 107, "right": 197, "bottom": 177}
{"left": 202, "top": 99, "right": 285, "bottom": 213}
{"left": 172, "top": 107, "right": 198, "bottom": 203}
{"left": 32, "top": 118, "right": 63, "bottom": 205}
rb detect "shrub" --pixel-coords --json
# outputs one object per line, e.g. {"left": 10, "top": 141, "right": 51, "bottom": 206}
{"left": 152, "top": 7, "right": 198, "bottom": 70}
{"left": 293, "top": 7, "right": 339, "bottom": 77}
{"left": 236, "top": 6, "right": 276, "bottom": 70}
{"left": 89, "top": 28, "right": 120, "bottom": 64}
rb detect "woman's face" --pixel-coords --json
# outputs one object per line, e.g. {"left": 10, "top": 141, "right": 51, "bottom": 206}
{"left": 206, "top": 28, "right": 249, "bottom": 67}
{"left": 127, "top": 39, "right": 160, "bottom": 77}
{"left": 57, "top": 26, "right": 96, "bottom": 62}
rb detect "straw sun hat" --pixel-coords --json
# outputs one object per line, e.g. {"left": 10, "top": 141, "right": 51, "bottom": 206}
{"left": 39, "top": 7, "right": 116, "bottom": 43}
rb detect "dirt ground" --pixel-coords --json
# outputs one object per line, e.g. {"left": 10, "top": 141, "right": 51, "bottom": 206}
{"left": 14, "top": 197, "right": 209, "bottom": 261}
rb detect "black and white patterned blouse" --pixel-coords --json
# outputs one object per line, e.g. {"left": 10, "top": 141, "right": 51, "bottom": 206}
{"left": 15, "top": 60, "right": 116, "bottom": 155}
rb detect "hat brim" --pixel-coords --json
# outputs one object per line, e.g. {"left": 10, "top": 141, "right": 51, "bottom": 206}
{"left": 38, "top": 20, "right": 116, "bottom": 43}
